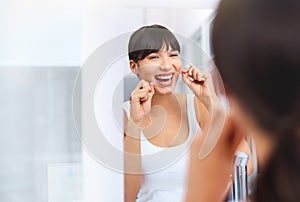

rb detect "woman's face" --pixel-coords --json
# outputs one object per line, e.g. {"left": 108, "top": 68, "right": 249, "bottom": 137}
{"left": 131, "top": 47, "right": 182, "bottom": 94}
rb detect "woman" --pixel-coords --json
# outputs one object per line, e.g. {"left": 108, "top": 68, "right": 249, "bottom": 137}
{"left": 123, "top": 24, "right": 253, "bottom": 202}
{"left": 186, "top": 0, "right": 300, "bottom": 201}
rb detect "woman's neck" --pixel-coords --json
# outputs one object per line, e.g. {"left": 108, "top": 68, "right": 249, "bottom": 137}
{"left": 151, "top": 93, "right": 183, "bottom": 113}
{"left": 152, "top": 92, "right": 177, "bottom": 105}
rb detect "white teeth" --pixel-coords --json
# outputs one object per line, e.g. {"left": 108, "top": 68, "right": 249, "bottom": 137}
{"left": 156, "top": 75, "right": 173, "bottom": 80}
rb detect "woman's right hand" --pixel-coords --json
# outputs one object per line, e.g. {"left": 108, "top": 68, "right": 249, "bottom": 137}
{"left": 130, "top": 80, "right": 155, "bottom": 127}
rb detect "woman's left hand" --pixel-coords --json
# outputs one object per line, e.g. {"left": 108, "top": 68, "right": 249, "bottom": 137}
{"left": 181, "top": 66, "right": 216, "bottom": 108}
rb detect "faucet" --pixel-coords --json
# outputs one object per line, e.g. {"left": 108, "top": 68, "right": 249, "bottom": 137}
{"left": 229, "top": 151, "right": 249, "bottom": 202}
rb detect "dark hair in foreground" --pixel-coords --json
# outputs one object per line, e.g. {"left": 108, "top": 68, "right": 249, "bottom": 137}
{"left": 128, "top": 24, "right": 180, "bottom": 63}
{"left": 212, "top": 0, "right": 300, "bottom": 201}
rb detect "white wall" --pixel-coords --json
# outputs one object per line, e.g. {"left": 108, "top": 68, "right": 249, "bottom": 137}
{"left": 0, "top": 0, "right": 215, "bottom": 66}
{"left": 0, "top": 1, "right": 84, "bottom": 202}
{"left": 0, "top": 0, "right": 83, "bottom": 66}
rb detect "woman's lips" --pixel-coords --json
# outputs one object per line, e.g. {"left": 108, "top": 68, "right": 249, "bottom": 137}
{"left": 154, "top": 73, "right": 174, "bottom": 87}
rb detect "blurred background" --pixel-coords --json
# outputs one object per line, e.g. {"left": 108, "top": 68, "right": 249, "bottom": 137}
{"left": 0, "top": 0, "right": 218, "bottom": 201}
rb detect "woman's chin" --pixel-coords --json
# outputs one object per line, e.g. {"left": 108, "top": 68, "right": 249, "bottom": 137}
{"left": 154, "top": 85, "right": 175, "bottom": 95}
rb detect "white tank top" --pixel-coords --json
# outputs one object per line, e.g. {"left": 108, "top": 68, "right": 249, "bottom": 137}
{"left": 123, "top": 94, "right": 201, "bottom": 202}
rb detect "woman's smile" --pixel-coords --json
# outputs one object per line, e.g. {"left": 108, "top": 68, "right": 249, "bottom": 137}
{"left": 154, "top": 73, "right": 175, "bottom": 87}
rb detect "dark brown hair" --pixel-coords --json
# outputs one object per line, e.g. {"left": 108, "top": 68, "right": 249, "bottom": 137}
{"left": 128, "top": 24, "right": 180, "bottom": 63}
{"left": 212, "top": 0, "right": 300, "bottom": 201}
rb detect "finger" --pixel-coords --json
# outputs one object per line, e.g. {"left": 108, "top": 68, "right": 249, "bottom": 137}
{"left": 143, "top": 82, "right": 155, "bottom": 103}
{"left": 192, "top": 69, "right": 198, "bottom": 80}
{"left": 138, "top": 91, "right": 149, "bottom": 102}
{"left": 140, "top": 94, "right": 149, "bottom": 102}
{"left": 188, "top": 66, "right": 194, "bottom": 77}
{"left": 196, "top": 73, "right": 206, "bottom": 83}
{"left": 141, "top": 80, "right": 150, "bottom": 89}
{"left": 131, "top": 89, "right": 147, "bottom": 103}
{"left": 196, "top": 72, "right": 201, "bottom": 81}
{"left": 181, "top": 72, "right": 192, "bottom": 87}
{"left": 147, "top": 82, "right": 154, "bottom": 93}
{"left": 188, "top": 67, "right": 206, "bottom": 84}
{"left": 131, "top": 87, "right": 143, "bottom": 100}
{"left": 136, "top": 79, "right": 149, "bottom": 90}
{"left": 148, "top": 82, "right": 155, "bottom": 95}
{"left": 141, "top": 83, "right": 150, "bottom": 93}
{"left": 140, "top": 84, "right": 155, "bottom": 102}
{"left": 181, "top": 67, "right": 189, "bottom": 74}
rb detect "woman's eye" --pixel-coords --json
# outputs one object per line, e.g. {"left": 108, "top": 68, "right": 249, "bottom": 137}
{"left": 170, "top": 53, "right": 178, "bottom": 57}
{"left": 149, "top": 55, "right": 159, "bottom": 59}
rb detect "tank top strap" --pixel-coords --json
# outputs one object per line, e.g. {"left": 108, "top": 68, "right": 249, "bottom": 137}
{"left": 122, "top": 101, "right": 130, "bottom": 119}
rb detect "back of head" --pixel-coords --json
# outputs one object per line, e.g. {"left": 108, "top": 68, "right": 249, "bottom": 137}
{"left": 212, "top": 0, "right": 300, "bottom": 201}
{"left": 128, "top": 24, "right": 180, "bottom": 63}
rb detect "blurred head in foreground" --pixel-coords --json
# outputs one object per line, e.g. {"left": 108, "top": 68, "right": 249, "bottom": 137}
{"left": 212, "top": 0, "right": 300, "bottom": 201}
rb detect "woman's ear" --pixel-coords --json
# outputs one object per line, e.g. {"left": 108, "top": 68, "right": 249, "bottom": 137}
{"left": 129, "top": 60, "right": 138, "bottom": 75}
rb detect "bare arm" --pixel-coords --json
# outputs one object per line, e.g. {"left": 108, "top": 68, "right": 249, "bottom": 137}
{"left": 185, "top": 115, "right": 244, "bottom": 202}
{"left": 194, "top": 97, "right": 210, "bottom": 134}
{"left": 195, "top": 93, "right": 253, "bottom": 174}
{"left": 124, "top": 112, "right": 143, "bottom": 202}
{"left": 123, "top": 79, "right": 155, "bottom": 202}
{"left": 181, "top": 66, "right": 225, "bottom": 128}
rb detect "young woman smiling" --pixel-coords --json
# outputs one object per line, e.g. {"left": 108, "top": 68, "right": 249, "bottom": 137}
{"left": 123, "top": 24, "right": 253, "bottom": 202}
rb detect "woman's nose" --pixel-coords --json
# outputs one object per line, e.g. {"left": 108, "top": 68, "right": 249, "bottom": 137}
{"left": 159, "top": 57, "right": 172, "bottom": 71}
